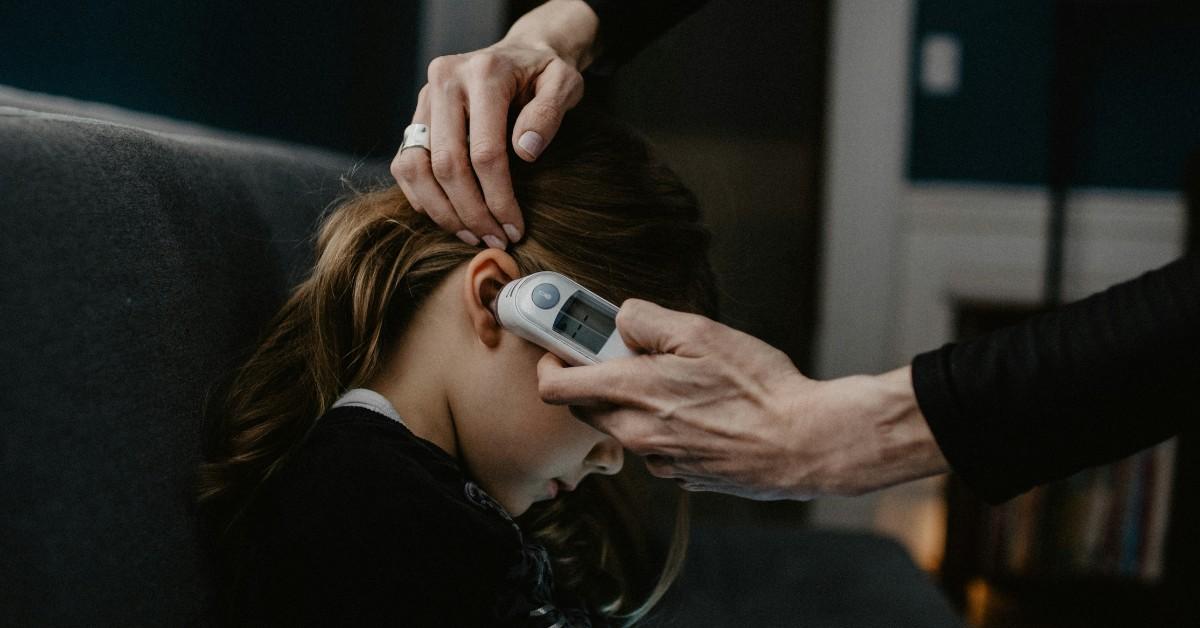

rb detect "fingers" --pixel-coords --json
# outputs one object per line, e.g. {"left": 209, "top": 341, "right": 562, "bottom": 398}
{"left": 538, "top": 353, "right": 676, "bottom": 453}
{"left": 537, "top": 352, "right": 651, "bottom": 408}
{"left": 466, "top": 79, "right": 524, "bottom": 243}
{"left": 570, "top": 404, "right": 684, "bottom": 458}
{"left": 615, "top": 299, "right": 719, "bottom": 357}
{"left": 511, "top": 59, "right": 583, "bottom": 162}
{"left": 429, "top": 72, "right": 508, "bottom": 249}
{"left": 645, "top": 454, "right": 723, "bottom": 479}
{"left": 537, "top": 352, "right": 599, "bottom": 405}
{"left": 393, "top": 87, "right": 469, "bottom": 237}
{"left": 645, "top": 454, "right": 678, "bottom": 478}
{"left": 649, "top": 458, "right": 730, "bottom": 496}
{"left": 396, "top": 50, "right": 578, "bottom": 244}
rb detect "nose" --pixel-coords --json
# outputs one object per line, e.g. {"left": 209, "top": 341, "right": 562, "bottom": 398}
{"left": 585, "top": 437, "right": 624, "bottom": 476}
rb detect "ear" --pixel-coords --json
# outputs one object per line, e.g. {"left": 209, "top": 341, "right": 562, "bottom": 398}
{"left": 463, "top": 249, "right": 522, "bottom": 348}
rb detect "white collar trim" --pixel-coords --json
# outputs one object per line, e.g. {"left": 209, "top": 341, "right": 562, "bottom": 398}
{"left": 330, "top": 388, "right": 406, "bottom": 427}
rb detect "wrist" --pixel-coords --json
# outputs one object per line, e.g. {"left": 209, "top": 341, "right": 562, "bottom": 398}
{"left": 870, "top": 366, "right": 950, "bottom": 485}
{"left": 502, "top": 0, "right": 600, "bottom": 71}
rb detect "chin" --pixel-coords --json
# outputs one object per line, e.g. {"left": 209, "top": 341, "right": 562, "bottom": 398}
{"left": 507, "top": 499, "right": 532, "bottom": 517}
{"left": 493, "top": 491, "right": 532, "bottom": 517}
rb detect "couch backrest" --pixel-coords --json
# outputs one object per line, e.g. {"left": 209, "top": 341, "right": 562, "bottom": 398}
{"left": 0, "top": 86, "right": 389, "bottom": 626}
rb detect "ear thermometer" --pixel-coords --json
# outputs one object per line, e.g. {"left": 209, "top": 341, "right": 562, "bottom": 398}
{"left": 492, "top": 271, "right": 636, "bottom": 366}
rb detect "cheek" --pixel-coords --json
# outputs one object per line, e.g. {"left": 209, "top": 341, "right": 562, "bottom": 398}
{"left": 458, "top": 355, "right": 602, "bottom": 515}
{"left": 493, "top": 391, "right": 594, "bottom": 475}
{"left": 458, "top": 344, "right": 596, "bottom": 478}
{"left": 522, "top": 405, "right": 595, "bottom": 462}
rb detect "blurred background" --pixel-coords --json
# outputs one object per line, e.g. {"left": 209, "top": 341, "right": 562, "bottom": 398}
{"left": 2, "top": 0, "right": 1196, "bottom": 626}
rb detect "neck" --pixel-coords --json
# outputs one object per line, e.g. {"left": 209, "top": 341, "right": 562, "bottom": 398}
{"left": 366, "top": 316, "right": 463, "bottom": 460}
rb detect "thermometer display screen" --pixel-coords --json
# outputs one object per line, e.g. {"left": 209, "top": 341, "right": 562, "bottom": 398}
{"left": 553, "top": 291, "right": 616, "bottom": 353}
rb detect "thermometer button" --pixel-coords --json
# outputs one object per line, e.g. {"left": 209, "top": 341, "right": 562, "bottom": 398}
{"left": 531, "top": 283, "right": 560, "bottom": 309}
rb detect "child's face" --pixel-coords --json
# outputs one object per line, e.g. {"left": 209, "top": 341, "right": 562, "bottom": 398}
{"left": 456, "top": 328, "right": 624, "bottom": 516}
{"left": 373, "top": 249, "right": 625, "bottom": 517}
{"left": 455, "top": 252, "right": 626, "bottom": 516}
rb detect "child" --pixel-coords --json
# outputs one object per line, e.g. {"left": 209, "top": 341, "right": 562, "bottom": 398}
{"left": 197, "top": 109, "right": 717, "bottom": 626}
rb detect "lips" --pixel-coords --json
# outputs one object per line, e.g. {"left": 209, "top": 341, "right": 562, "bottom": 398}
{"left": 546, "top": 479, "right": 577, "bottom": 500}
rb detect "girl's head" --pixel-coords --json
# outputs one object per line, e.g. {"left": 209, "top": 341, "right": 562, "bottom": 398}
{"left": 200, "top": 108, "right": 716, "bottom": 619}
{"left": 365, "top": 247, "right": 630, "bottom": 517}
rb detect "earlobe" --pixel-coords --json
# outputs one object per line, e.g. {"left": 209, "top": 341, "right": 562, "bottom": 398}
{"left": 464, "top": 249, "right": 522, "bottom": 348}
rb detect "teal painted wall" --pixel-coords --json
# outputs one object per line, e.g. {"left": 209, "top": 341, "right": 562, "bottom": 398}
{"left": 908, "top": 1, "right": 1200, "bottom": 190}
{"left": 0, "top": 0, "right": 419, "bottom": 157}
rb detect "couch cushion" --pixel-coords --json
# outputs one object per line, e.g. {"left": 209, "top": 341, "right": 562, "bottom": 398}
{"left": 0, "top": 89, "right": 389, "bottom": 626}
{"left": 653, "top": 525, "right": 964, "bottom": 627}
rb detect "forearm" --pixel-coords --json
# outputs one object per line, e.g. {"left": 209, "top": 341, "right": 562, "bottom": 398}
{"left": 501, "top": 0, "right": 601, "bottom": 71}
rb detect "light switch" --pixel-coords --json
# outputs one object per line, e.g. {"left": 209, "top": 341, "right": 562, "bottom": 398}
{"left": 921, "top": 33, "right": 961, "bottom": 96}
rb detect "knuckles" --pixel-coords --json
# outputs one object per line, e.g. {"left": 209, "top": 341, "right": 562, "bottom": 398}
{"left": 428, "top": 52, "right": 512, "bottom": 87}
{"left": 465, "top": 52, "right": 505, "bottom": 77}
{"left": 391, "top": 154, "right": 422, "bottom": 181}
{"left": 564, "top": 67, "right": 584, "bottom": 90}
{"left": 678, "top": 315, "right": 712, "bottom": 344}
{"left": 426, "top": 55, "right": 459, "bottom": 83}
{"left": 559, "top": 67, "right": 585, "bottom": 98}
{"left": 614, "top": 299, "right": 644, "bottom": 330}
{"left": 429, "top": 149, "right": 467, "bottom": 180}
{"left": 468, "top": 143, "right": 507, "bottom": 170}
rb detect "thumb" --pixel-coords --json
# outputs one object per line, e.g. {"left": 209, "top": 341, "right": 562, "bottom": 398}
{"left": 616, "top": 299, "right": 716, "bottom": 358}
{"left": 511, "top": 61, "right": 583, "bottom": 161}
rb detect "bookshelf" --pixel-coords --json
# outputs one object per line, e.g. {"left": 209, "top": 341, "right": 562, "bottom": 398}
{"left": 940, "top": 311, "right": 1190, "bottom": 626}
{"left": 941, "top": 432, "right": 1194, "bottom": 627}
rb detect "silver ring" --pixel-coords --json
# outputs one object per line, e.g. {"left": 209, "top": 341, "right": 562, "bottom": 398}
{"left": 401, "top": 123, "right": 430, "bottom": 152}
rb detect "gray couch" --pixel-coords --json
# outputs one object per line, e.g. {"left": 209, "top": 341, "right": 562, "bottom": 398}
{"left": 0, "top": 84, "right": 963, "bottom": 628}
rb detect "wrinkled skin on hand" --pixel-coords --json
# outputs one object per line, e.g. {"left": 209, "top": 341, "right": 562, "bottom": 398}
{"left": 537, "top": 299, "right": 949, "bottom": 501}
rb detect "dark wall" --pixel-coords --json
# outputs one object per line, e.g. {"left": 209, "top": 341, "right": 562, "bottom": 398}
{"left": 600, "top": 0, "right": 827, "bottom": 372}
{"left": 588, "top": 0, "right": 830, "bottom": 526}
{"left": 0, "top": 0, "right": 419, "bottom": 157}
{"left": 908, "top": 0, "right": 1200, "bottom": 190}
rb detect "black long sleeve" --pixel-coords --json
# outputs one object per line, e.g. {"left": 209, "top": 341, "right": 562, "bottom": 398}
{"left": 582, "top": 0, "right": 709, "bottom": 71}
{"left": 912, "top": 255, "right": 1200, "bottom": 504}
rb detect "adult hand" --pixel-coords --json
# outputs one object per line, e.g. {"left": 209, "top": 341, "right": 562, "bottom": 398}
{"left": 537, "top": 300, "right": 950, "bottom": 500}
{"left": 392, "top": 0, "right": 598, "bottom": 249}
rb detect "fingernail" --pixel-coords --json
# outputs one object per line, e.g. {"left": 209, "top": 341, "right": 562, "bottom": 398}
{"left": 518, "top": 131, "right": 545, "bottom": 159}
{"left": 456, "top": 230, "right": 480, "bottom": 246}
{"left": 482, "top": 234, "right": 506, "bottom": 250}
{"left": 502, "top": 223, "right": 522, "bottom": 243}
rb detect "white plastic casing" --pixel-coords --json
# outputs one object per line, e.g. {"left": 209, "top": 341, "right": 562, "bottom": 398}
{"left": 494, "top": 271, "right": 636, "bottom": 366}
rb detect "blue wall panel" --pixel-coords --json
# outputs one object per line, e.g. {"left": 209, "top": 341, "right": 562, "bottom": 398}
{"left": 0, "top": 0, "right": 420, "bottom": 156}
{"left": 908, "top": 1, "right": 1200, "bottom": 191}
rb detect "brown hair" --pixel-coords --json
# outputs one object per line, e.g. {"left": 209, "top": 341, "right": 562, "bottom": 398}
{"left": 197, "top": 108, "right": 717, "bottom": 623}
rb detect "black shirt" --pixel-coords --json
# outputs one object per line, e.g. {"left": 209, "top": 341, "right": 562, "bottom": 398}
{"left": 913, "top": 255, "right": 1199, "bottom": 503}
{"left": 232, "top": 405, "right": 606, "bottom": 627}
{"left": 582, "top": 0, "right": 709, "bottom": 71}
